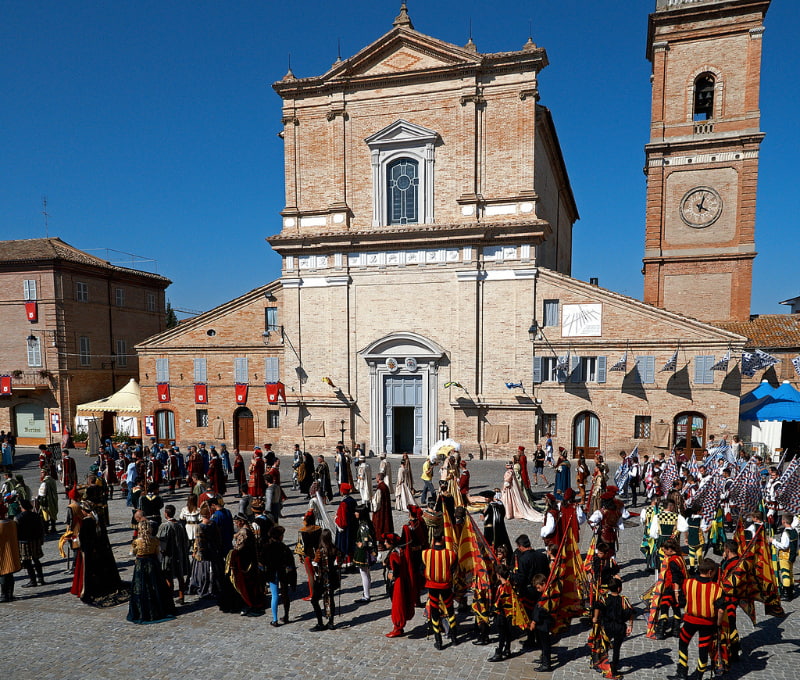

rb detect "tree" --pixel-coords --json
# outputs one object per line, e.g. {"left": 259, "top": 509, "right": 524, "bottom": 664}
{"left": 165, "top": 300, "right": 178, "bottom": 329}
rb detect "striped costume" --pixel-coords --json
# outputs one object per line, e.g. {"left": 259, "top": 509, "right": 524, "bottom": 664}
{"left": 675, "top": 577, "right": 724, "bottom": 678}
{"left": 422, "top": 545, "right": 457, "bottom": 644}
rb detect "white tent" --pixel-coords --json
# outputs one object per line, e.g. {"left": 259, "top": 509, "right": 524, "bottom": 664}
{"left": 75, "top": 378, "right": 141, "bottom": 436}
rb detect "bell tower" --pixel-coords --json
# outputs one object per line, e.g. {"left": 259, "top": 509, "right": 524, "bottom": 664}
{"left": 642, "top": 0, "right": 770, "bottom": 322}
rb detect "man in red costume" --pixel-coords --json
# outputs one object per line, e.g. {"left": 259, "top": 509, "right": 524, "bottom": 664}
{"left": 384, "top": 533, "right": 414, "bottom": 637}
{"left": 371, "top": 472, "right": 394, "bottom": 537}
{"left": 60, "top": 449, "right": 78, "bottom": 498}
{"left": 517, "top": 446, "right": 531, "bottom": 491}
{"left": 402, "top": 505, "right": 429, "bottom": 607}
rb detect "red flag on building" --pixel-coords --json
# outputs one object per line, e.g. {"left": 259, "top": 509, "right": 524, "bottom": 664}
{"left": 194, "top": 383, "right": 208, "bottom": 404}
{"left": 0, "top": 375, "right": 11, "bottom": 396}
{"left": 157, "top": 383, "right": 171, "bottom": 403}
{"left": 277, "top": 381, "right": 287, "bottom": 404}
{"left": 235, "top": 383, "right": 248, "bottom": 405}
{"left": 266, "top": 382, "right": 279, "bottom": 404}
{"left": 24, "top": 301, "right": 38, "bottom": 321}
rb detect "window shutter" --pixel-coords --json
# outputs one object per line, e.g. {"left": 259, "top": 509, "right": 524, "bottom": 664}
{"left": 234, "top": 357, "right": 249, "bottom": 384}
{"left": 264, "top": 357, "right": 279, "bottom": 383}
{"left": 194, "top": 358, "right": 207, "bottom": 383}
{"left": 694, "top": 355, "right": 714, "bottom": 385}
{"left": 644, "top": 356, "right": 655, "bottom": 384}
{"left": 597, "top": 356, "right": 607, "bottom": 383}
{"left": 570, "top": 355, "right": 581, "bottom": 383}
{"left": 156, "top": 358, "right": 170, "bottom": 383}
{"left": 532, "top": 356, "right": 542, "bottom": 383}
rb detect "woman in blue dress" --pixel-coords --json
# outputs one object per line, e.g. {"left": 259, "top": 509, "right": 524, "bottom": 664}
{"left": 553, "top": 447, "right": 572, "bottom": 501}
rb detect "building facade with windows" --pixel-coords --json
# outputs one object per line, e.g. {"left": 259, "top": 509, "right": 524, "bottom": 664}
{"left": 135, "top": 283, "right": 285, "bottom": 450}
{"left": 0, "top": 237, "right": 170, "bottom": 445}
{"left": 256, "top": 6, "right": 748, "bottom": 458}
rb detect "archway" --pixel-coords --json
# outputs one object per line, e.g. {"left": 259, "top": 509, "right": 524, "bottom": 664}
{"left": 573, "top": 411, "right": 600, "bottom": 459}
{"left": 674, "top": 412, "right": 707, "bottom": 457}
{"left": 234, "top": 407, "right": 255, "bottom": 451}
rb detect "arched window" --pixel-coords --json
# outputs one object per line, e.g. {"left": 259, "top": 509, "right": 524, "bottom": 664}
{"left": 387, "top": 158, "right": 419, "bottom": 225}
{"left": 674, "top": 411, "right": 707, "bottom": 456}
{"left": 693, "top": 73, "right": 715, "bottom": 121}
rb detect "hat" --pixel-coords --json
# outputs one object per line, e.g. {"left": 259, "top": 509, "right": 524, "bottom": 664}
{"left": 303, "top": 509, "right": 316, "bottom": 522}
{"left": 605, "top": 485, "right": 619, "bottom": 496}
{"left": 558, "top": 446, "right": 566, "bottom": 452}
{"left": 382, "top": 533, "right": 401, "bottom": 546}
{"left": 210, "top": 445, "right": 216, "bottom": 450}
{"left": 600, "top": 489, "right": 616, "bottom": 501}
{"left": 545, "top": 493, "right": 556, "bottom": 503}
{"left": 198, "top": 441, "right": 206, "bottom": 446}
{"left": 408, "top": 505, "right": 423, "bottom": 519}
{"left": 518, "top": 446, "right": 525, "bottom": 452}
{"left": 234, "top": 513, "right": 249, "bottom": 523}
{"left": 339, "top": 483, "right": 353, "bottom": 495}
{"left": 460, "top": 460, "right": 467, "bottom": 467}
{"left": 563, "top": 488, "right": 575, "bottom": 502}
{"left": 80, "top": 500, "right": 94, "bottom": 514}
{"left": 477, "top": 490, "right": 495, "bottom": 500}
{"left": 251, "top": 498, "right": 265, "bottom": 511}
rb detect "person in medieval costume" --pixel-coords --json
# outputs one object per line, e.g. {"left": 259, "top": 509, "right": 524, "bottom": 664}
{"left": 355, "top": 455, "right": 373, "bottom": 504}
{"left": 553, "top": 447, "right": 572, "bottom": 502}
{"left": 371, "top": 471, "right": 394, "bottom": 537}
{"left": 37, "top": 471, "right": 59, "bottom": 534}
{"left": 334, "top": 483, "right": 357, "bottom": 568}
{"left": 248, "top": 448, "right": 266, "bottom": 499}
{"left": 383, "top": 532, "right": 415, "bottom": 637}
{"left": 395, "top": 456, "right": 416, "bottom": 512}
{"left": 314, "top": 454, "right": 333, "bottom": 503}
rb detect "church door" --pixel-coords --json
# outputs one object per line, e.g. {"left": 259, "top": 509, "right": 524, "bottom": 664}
{"left": 384, "top": 375, "right": 422, "bottom": 454}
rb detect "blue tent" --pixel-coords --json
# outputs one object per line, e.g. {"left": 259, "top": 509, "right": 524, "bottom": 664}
{"left": 740, "top": 382, "right": 800, "bottom": 422}
{"left": 740, "top": 380, "right": 776, "bottom": 405}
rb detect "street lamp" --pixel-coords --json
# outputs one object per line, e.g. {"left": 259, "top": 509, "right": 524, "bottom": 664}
{"left": 528, "top": 321, "right": 539, "bottom": 342}
{"left": 340, "top": 419, "right": 346, "bottom": 442}
{"left": 439, "top": 420, "right": 449, "bottom": 440}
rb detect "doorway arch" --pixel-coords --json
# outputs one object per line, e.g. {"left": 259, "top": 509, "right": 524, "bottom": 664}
{"left": 674, "top": 412, "right": 707, "bottom": 457}
{"left": 573, "top": 411, "right": 601, "bottom": 459}
{"left": 234, "top": 407, "right": 255, "bottom": 451}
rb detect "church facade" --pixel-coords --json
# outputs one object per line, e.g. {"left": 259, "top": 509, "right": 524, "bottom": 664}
{"left": 137, "top": 4, "right": 763, "bottom": 458}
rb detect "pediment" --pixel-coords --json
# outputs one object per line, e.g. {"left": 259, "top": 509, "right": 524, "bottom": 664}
{"left": 359, "top": 332, "right": 446, "bottom": 361}
{"left": 323, "top": 28, "right": 481, "bottom": 83}
{"left": 365, "top": 119, "right": 438, "bottom": 148}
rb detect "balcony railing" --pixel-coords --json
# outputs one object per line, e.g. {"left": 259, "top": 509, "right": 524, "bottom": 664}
{"left": 2, "top": 370, "right": 55, "bottom": 388}
{"left": 693, "top": 122, "right": 714, "bottom": 135}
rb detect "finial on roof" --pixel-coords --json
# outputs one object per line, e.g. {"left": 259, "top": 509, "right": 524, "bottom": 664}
{"left": 393, "top": 2, "right": 414, "bottom": 29}
{"left": 282, "top": 53, "right": 295, "bottom": 81}
{"left": 523, "top": 20, "right": 537, "bottom": 51}
{"left": 333, "top": 38, "right": 342, "bottom": 65}
{"left": 465, "top": 18, "right": 477, "bottom": 52}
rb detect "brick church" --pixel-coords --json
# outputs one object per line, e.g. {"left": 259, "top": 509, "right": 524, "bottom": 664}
{"left": 138, "top": 1, "right": 772, "bottom": 458}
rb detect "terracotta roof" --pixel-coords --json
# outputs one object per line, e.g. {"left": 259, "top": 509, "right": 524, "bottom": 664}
{"left": 713, "top": 315, "right": 800, "bottom": 349}
{"left": 0, "top": 237, "right": 170, "bottom": 284}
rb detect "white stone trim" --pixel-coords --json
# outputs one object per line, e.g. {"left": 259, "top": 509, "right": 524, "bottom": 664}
{"left": 649, "top": 150, "right": 758, "bottom": 167}
{"left": 300, "top": 216, "right": 327, "bottom": 228}
{"left": 485, "top": 203, "right": 517, "bottom": 216}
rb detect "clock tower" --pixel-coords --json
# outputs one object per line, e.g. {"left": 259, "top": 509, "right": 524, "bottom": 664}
{"left": 642, "top": 0, "right": 770, "bottom": 322}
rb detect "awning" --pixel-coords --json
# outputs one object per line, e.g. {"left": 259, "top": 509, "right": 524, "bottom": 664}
{"left": 739, "top": 381, "right": 800, "bottom": 422}
{"left": 740, "top": 379, "right": 776, "bottom": 405}
{"left": 75, "top": 378, "right": 141, "bottom": 413}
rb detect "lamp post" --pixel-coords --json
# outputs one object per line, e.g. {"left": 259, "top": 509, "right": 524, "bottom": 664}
{"left": 340, "top": 419, "right": 346, "bottom": 444}
{"left": 439, "top": 420, "right": 449, "bottom": 441}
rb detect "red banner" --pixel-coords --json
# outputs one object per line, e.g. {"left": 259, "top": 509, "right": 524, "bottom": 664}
{"left": 194, "top": 383, "right": 208, "bottom": 404}
{"left": 235, "top": 383, "right": 248, "bottom": 405}
{"left": 266, "top": 381, "right": 287, "bottom": 405}
{"left": 0, "top": 375, "right": 11, "bottom": 396}
{"left": 157, "top": 383, "right": 171, "bottom": 403}
{"left": 25, "top": 301, "right": 38, "bottom": 321}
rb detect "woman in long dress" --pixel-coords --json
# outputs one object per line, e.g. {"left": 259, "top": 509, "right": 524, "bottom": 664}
{"left": 400, "top": 453, "right": 416, "bottom": 495}
{"left": 75, "top": 501, "right": 126, "bottom": 605}
{"left": 188, "top": 505, "right": 222, "bottom": 598}
{"left": 394, "top": 458, "right": 415, "bottom": 512}
{"left": 500, "top": 463, "right": 543, "bottom": 522}
{"left": 553, "top": 449, "right": 572, "bottom": 501}
{"left": 513, "top": 454, "right": 536, "bottom": 505}
{"left": 127, "top": 520, "right": 176, "bottom": 624}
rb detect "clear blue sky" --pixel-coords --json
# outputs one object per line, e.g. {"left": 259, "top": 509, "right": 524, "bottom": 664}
{"left": 2, "top": 1, "right": 797, "bottom": 317}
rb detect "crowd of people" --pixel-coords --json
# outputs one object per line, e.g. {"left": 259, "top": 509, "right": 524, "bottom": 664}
{"left": 0, "top": 434, "right": 796, "bottom": 678}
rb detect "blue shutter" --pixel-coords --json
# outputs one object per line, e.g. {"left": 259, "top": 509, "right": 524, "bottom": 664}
{"left": 156, "top": 358, "right": 169, "bottom": 383}
{"left": 533, "top": 356, "right": 542, "bottom": 383}
{"left": 694, "top": 355, "right": 714, "bottom": 384}
{"left": 265, "top": 357, "right": 280, "bottom": 383}
{"left": 597, "top": 356, "right": 607, "bottom": 383}
{"left": 193, "top": 358, "right": 207, "bottom": 383}
{"left": 570, "top": 355, "right": 581, "bottom": 383}
{"left": 234, "top": 357, "right": 249, "bottom": 384}
{"left": 644, "top": 356, "right": 655, "bottom": 384}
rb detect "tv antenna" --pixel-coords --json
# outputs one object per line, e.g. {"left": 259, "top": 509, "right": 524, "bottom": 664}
{"left": 42, "top": 197, "right": 49, "bottom": 237}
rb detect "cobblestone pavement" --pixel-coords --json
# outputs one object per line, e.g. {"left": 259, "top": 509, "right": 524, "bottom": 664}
{"left": 1, "top": 448, "right": 796, "bottom": 680}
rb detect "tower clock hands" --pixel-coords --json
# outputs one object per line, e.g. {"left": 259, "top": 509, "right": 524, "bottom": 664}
{"left": 696, "top": 194, "right": 708, "bottom": 212}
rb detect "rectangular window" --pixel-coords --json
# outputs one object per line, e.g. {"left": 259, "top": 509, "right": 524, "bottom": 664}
{"left": 569, "top": 356, "right": 608, "bottom": 383}
{"left": 23, "top": 279, "right": 38, "bottom": 300}
{"left": 146, "top": 292, "right": 156, "bottom": 312}
{"left": 543, "top": 300, "right": 559, "bottom": 327}
{"left": 541, "top": 414, "right": 557, "bottom": 438}
{"left": 114, "top": 287, "right": 125, "bottom": 307}
{"left": 76, "top": 281, "right": 89, "bottom": 302}
{"left": 267, "top": 410, "right": 280, "bottom": 429}
{"left": 694, "top": 355, "right": 715, "bottom": 385}
{"left": 115, "top": 339, "right": 128, "bottom": 367}
{"left": 264, "top": 357, "right": 280, "bottom": 383}
{"left": 193, "top": 358, "right": 207, "bottom": 383}
{"left": 196, "top": 409, "right": 209, "bottom": 428}
{"left": 541, "top": 356, "right": 567, "bottom": 382}
{"left": 155, "top": 357, "right": 170, "bottom": 383}
{"left": 79, "top": 336, "right": 91, "bottom": 366}
{"left": 234, "top": 357, "right": 249, "bottom": 384}
{"left": 26, "top": 336, "right": 42, "bottom": 367}
{"left": 265, "top": 306, "right": 279, "bottom": 331}
{"left": 634, "top": 355, "right": 655, "bottom": 384}
{"left": 634, "top": 415, "right": 652, "bottom": 439}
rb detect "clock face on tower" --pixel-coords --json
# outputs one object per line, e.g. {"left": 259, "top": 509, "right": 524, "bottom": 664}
{"left": 680, "top": 186, "right": 723, "bottom": 228}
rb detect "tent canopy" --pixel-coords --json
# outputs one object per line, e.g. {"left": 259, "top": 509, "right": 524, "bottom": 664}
{"left": 740, "top": 379, "right": 776, "bottom": 405}
{"left": 739, "top": 381, "right": 800, "bottom": 422}
{"left": 75, "top": 378, "right": 141, "bottom": 413}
